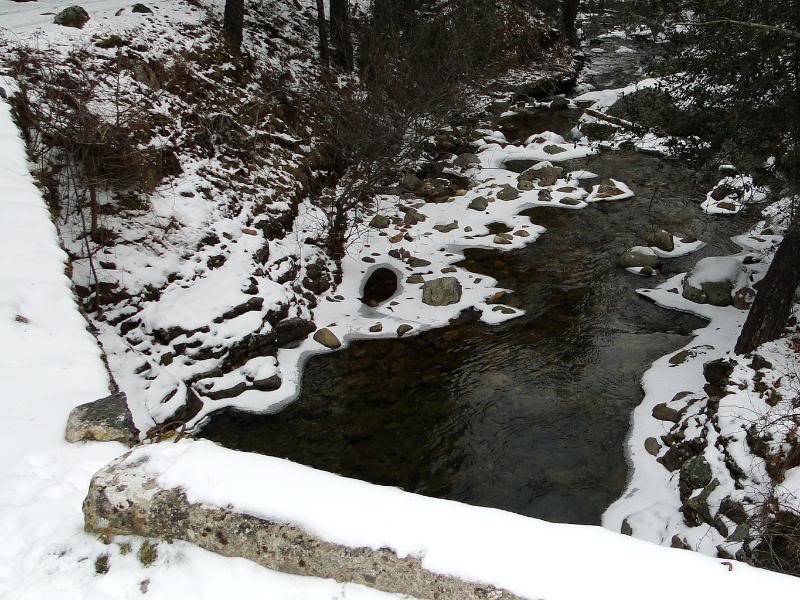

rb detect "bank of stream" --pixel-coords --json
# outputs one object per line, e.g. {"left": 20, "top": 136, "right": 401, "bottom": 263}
{"left": 201, "top": 26, "right": 759, "bottom": 525}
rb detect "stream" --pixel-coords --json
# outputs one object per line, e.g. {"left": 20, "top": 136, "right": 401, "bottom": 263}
{"left": 201, "top": 23, "right": 757, "bottom": 525}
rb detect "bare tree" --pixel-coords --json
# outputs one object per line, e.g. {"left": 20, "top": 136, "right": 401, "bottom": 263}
{"left": 315, "top": 0, "right": 329, "bottom": 67}
{"left": 330, "top": 0, "right": 353, "bottom": 70}
{"left": 224, "top": 0, "right": 245, "bottom": 49}
{"left": 563, "top": 0, "right": 580, "bottom": 46}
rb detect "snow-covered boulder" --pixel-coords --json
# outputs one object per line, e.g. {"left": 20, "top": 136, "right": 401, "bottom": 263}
{"left": 682, "top": 256, "right": 746, "bottom": 306}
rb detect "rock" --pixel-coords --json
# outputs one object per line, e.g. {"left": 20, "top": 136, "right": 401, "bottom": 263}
{"left": 683, "top": 478, "right": 719, "bottom": 526}
{"left": 652, "top": 403, "right": 681, "bottom": 423}
{"left": 468, "top": 196, "right": 489, "bottom": 211}
{"left": 441, "top": 266, "right": 457, "bottom": 273}
{"left": 703, "top": 358, "right": 735, "bottom": 388}
{"left": 517, "top": 180, "right": 534, "bottom": 191}
{"left": 727, "top": 522, "right": 750, "bottom": 543}
{"left": 703, "top": 281, "right": 734, "bottom": 306}
{"left": 502, "top": 159, "right": 539, "bottom": 172}
{"left": 518, "top": 162, "right": 563, "bottom": 187}
{"left": 453, "top": 153, "right": 481, "bottom": 168}
{"left": 408, "top": 257, "right": 431, "bottom": 268}
{"left": 497, "top": 185, "right": 520, "bottom": 201}
{"left": 732, "top": 286, "right": 756, "bottom": 309}
{"left": 433, "top": 221, "right": 459, "bottom": 233}
{"left": 680, "top": 455, "right": 713, "bottom": 492}
{"left": 400, "top": 174, "right": 422, "bottom": 192}
{"left": 369, "top": 323, "right": 383, "bottom": 333}
{"left": 253, "top": 374, "right": 282, "bottom": 391}
{"left": 54, "top": 5, "right": 90, "bottom": 28}
{"left": 65, "top": 392, "right": 136, "bottom": 444}
{"left": 494, "top": 235, "right": 513, "bottom": 245}
{"left": 617, "top": 248, "right": 660, "bottom": 269}
{"left": 274, "top": 318, "right": 316, "bottom": 347}
{"left": 538, "top": 189, "right": 552, "bottom": 202}
{"left": 644, "top": 437, "right": 661, "bottom": 456}
{"left": 83, "top": 446, "right": 522, "bottom": 599}
{"left": 580, "top": 121, "right": 617, "bottom": 140}
{"left": 719, "top": 497, "right": 748, "bottom": 525}
{"left": 406, "top": 274, "right": 425, "bottom": 284}
{"left": 543, "top": 145, "right": 566, "bottom": 155}
{"left": 402, "top": 207, "right": 427, "bottom": 226}
{"left": 488, "top": 100, "right": 511, "bottom": 114}
{"left": 131, "top": 3, "right": 153, "bottom": 13}
{"left": 421, "top": 277, "right": 462, "bottom": 306}
{"left": 96, "top": 34, "right": 128, "bottom": 48}
{"left": 313, "top": 328, "right": 341, "bottom": 349}
{"left": 559, "top": 197, "right": 581, "bottom": 206}
{"left": 671, "top": 535, "right": 691, "bottom": 550}
{"left": 645, "top": 229, "right": 675, "bottom": 252}
{"left": 595, "top": 179, "right": 625, "bottom": 198}
{"left": 397, "top": 324, "right": 414, "bottom": 337}
{"left": 550, "top": 96, "right": 569, "bottom": 109}
{"left": 370, "top": 215, "right": 390, "bottom": 229}
{"left": 620, "top": 518, "right": 633, "bottom": 536}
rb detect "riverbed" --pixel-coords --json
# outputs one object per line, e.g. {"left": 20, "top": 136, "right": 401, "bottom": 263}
{"left": 201, "top": 24, "right": 757, "bottom": 525}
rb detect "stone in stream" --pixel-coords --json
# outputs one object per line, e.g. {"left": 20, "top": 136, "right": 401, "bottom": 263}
{"left": 396, "top": 324, "right": 414, "bottom": 337}
{"left": 644, "top": 229, "right": 675, "bottom": 252}
{"left": 421, "top": 277, "right": 462, "bottom": 306}
{"left": 65, "top": 392, "right": 137, "bottom": 444}
{"left": 519, "top": 162, "right": 564, "bottom": 187}
{"left": 617, "top": 247, "right": 660, "bottom": 269}
{"left": 313, "top": 328, "right": 341, "bottom": 349}
{"left": 595, "top": 179, "right": 626, "bottom": 199}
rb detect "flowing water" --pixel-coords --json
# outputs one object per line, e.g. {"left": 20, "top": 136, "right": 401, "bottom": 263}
{"left": 201, "top": 27, "right": 758, "bottom": 524}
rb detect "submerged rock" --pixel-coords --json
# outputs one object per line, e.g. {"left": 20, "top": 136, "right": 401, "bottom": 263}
{"left": 65, "top": 392, "right": 136, "bottom": 444}
{"left": 421, "top": 277, "right": 462, "bottom": 306}
{"left": 617, "top": 247, "right": 660, "bottom": 269}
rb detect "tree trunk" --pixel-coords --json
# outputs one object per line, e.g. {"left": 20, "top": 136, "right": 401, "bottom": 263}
{"left": 224, "top": 0, "right": 245, "bottom": 49}
{"left": 563, "top": 0, "right": 580, "bottom": 46}
{"left": 316, "top": 0, "right": 329, "bottom": 67}
{"left": 330, "top": 0, "right": 354, "bottom": 71}
{"left": 735, "top": 231, "right": 800, "bottom": 355}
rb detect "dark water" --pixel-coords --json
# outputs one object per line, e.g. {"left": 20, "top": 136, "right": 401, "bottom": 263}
{"left": 201, "top": 28, "right": 757, "bottom": 524}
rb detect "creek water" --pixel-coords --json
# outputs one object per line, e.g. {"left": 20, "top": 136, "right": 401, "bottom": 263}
{"left": 201, "top": 28, "right": 756, "bottom": 524}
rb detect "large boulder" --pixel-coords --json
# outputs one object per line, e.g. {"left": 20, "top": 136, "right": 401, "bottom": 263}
{"left": 83, "top": 443, "right": 523, "bottom": 600}
{"left": 682, "top": 256, "right": 743, "bottom": 306}
{"left": 54, "top": 5, "right": 90, "bottom": 28}
{"left": 422, "top": 277, "right": 462, "bottom": 306}
{"left": 274, "top": 318, "right": 316, "bottom": 347}
{"left": 65, "top": 392, "right": 136, "bottom": 444}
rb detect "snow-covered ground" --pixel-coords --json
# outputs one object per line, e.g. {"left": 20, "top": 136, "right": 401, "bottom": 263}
{"left": 3, "top": 3, "right": 800, "bottom": 598}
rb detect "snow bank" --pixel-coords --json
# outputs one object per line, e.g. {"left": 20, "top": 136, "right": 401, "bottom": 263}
{"left": 113, "top": 439, "right": 800, "bottom": 600}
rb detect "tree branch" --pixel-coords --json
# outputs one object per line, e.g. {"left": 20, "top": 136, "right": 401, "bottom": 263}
{"left": 681, "top": 19, "right": 800, "bottom": 41}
